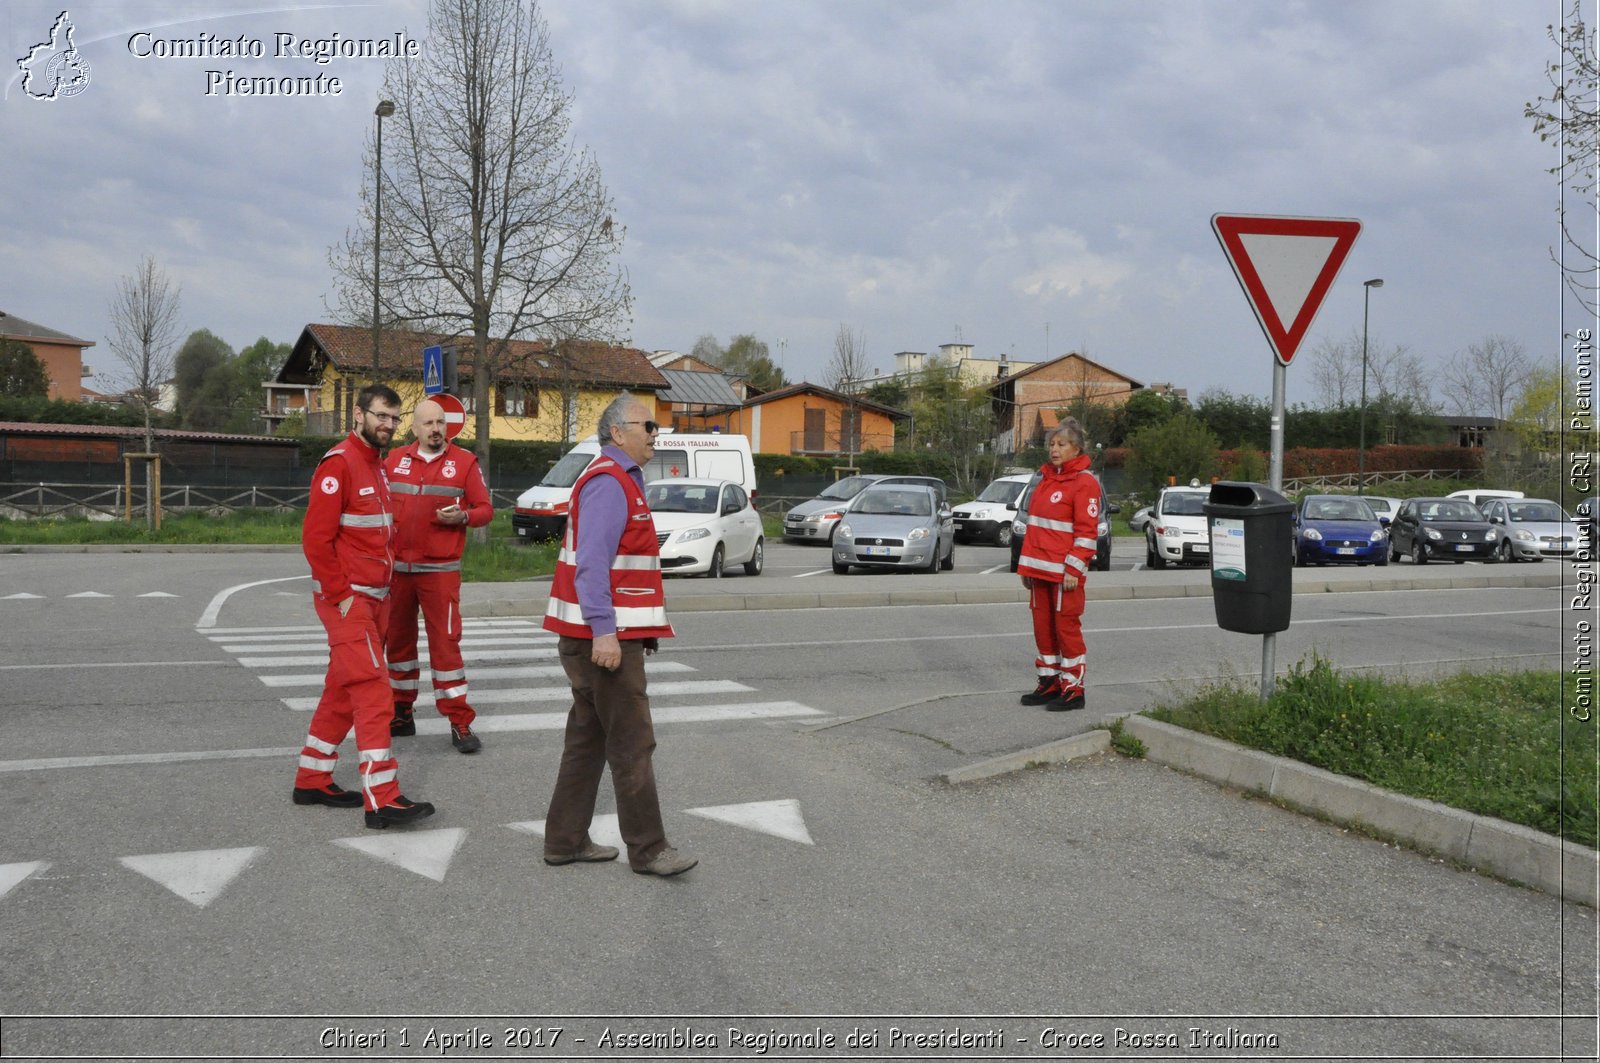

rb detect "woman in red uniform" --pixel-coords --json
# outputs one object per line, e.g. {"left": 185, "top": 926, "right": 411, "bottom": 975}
{"left": 1015, "top": 418, "right": 1100, "bottom": 711}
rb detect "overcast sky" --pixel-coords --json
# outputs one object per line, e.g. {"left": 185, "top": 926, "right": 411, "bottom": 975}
{"left": 0, "top": 0, "right": 1576, "bottom": 409}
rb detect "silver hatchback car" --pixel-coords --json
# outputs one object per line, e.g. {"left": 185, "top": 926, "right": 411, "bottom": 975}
{"left": 832, "top": 484, "right": 954, "bottom": 574}
{"left": 1482, "top": 497, "right": 1581, "bottom": 562}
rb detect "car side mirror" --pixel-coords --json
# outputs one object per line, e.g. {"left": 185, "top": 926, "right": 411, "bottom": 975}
{"left": 723, "top": 502, "right": 740, "bottom": 516}
{"left": 1107, "top": 502, "right": 1121, "bottom": 514}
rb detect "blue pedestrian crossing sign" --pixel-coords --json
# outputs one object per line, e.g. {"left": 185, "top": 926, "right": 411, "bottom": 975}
{"left": 422, "top": 345, "right": 444, "bottom": 395}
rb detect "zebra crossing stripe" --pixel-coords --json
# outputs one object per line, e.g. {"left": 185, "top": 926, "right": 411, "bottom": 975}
{"left": 257, "top": 660, "right": 696, "bottom": 688}
{"left": 279, "top": 677, "right": 751, "bottom": 712}
{"left": 218, "top": 635, "right": 549, "bottom": 653}
{"left": 240, "top": 646, "right": 560, "bottom": 667}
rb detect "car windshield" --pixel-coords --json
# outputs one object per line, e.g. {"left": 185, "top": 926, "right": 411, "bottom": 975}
{"left": 818, "top": 476, "right": 875, "bottom": 502}
{"left": 1365, "top": 499, "right": 1393, "bottom": 515}
{"left": 540, "top": 449, "right": 594, "bottom": 488}
{"left": 976, "top": 480, "right": 1026, "bottom": 505}
{"left": 854, "top": 489, "right": 932, "bottom": 516}
{"left": 1420, "top": 502, "right": 1482, "bottom": 521}
{"left": 1162, "top": 492, "right": 1206, "bottom": 516}
{"left": 1507, "top": 503, "right": 1566, "bottom": 522}
{"left": 1305, "top": 499, "right": 1375, "bottom": 521}
{"left": 646, "top": 484, "right": 718, "bottom": 514}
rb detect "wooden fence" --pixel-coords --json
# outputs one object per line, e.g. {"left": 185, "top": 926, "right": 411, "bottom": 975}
{"left": 0, "top": 482, "right": 523, "bottom": 518}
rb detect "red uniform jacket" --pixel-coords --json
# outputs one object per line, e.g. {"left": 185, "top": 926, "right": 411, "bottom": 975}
{"left": 1017, "top": 453, "right": 1100, "bottom": 585}
{"left": 302, "top": 432, "right": 394, "bottom": 603}
{"left": 384, "top": 441, "right": 493, "bottom": 570}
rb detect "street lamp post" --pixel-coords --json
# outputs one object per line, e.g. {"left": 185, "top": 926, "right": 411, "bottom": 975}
{"left": 371, "top": 99, "right": 395, "bottom": 388}
{"left": 1356, "top": 277, "right": 1384, "bottom": 496}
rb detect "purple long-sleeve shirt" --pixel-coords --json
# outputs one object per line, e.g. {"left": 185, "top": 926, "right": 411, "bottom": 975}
{"left": 572, "top": 444, "right": 645, "bottom": 638}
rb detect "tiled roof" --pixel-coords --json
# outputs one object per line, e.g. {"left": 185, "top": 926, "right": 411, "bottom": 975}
{"left": 658, "top": 368, "right": 742, "bottom": 408}
{"left": 987, "top": 351, "right": 1142, "bottom": 390}
{"left": 0, "top": 421, "right": 297, "bottom": 445}
{"left": 293, "top": 324, "right": 667, "bottom": 390}
{"left": 0, "top": 312, "right": 93, "bottom": 347}
{"left": 742, "top": 380, "right": 909, "bottom": 419}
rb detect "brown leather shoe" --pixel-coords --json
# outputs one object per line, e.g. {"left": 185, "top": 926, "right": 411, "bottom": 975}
{"left": 544, "top": 840, "right": 620, "bottom": 866}
{"left": 632, "top": 847, "right": 698, "bottom": 877}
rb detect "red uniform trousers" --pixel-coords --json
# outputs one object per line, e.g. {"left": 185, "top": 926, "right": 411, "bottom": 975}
{"left": 294, "top": 594, "right": 403, "bottom": 811}
{"left": 385, "top": 570, "right": 474, "bottom": 728}
{"left": 1029, "top": 578, "right": 1087, "bottom": 693}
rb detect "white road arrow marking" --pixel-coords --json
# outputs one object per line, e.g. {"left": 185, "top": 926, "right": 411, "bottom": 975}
{"left": 2, "top": 593, "right": 44, "bottom": 599}
{"left": 685, "top": 799, "right": 814, "bottom": 845}
{"left": 332, "top": 828, "right": 466, "bottom": 883}
{"left": 506, "top": 814, "right": 623, "bottom": 852}
{"left": 137, "top": 591, "right": 179, "bottom": 598}
{"left": 0, "top": 861, "right": 49, "bottom": 900}
{"left": 66, "top": 591, "right": 111, "bottom": 598}
{"left": 119, "top": 847, "right": 264, "bottom": 908}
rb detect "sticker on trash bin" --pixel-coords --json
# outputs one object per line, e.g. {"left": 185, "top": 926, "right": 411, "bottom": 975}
{"left": 1211, "top": 517, "right": 1247, "bottom": 580}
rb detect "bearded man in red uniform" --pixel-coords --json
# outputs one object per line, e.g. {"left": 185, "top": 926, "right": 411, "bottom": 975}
{"left": 385, "top": 397, "right": 494, "bottom": 753}
{"left": 293, "top": 384, "right": 436, "bottom": 828}
{"left": 1016, "top": 418, "right": 1101, "bottom": 712}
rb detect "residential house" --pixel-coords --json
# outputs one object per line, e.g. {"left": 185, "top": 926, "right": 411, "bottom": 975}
{"left": 691, "top": 380, "right": 905, "bottom": 457}
{"left": 987, "top": 351, "right": 1144, "bottom": 453}
{"left": 1, "top": 311, "right": 94, "bottom": 401}
{"left": 266, "top": 324, "right": 667, "bottom": 441}
{"left": 653, "top": 367, "right": 746, "bottom": 433}
{"left": 844, "top": 341, "right": 1038, "bottom": 397}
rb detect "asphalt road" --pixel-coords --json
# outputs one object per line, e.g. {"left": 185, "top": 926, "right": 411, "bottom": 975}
{"left": 0, "top": 550, "right": 1594, "bottom": 1061}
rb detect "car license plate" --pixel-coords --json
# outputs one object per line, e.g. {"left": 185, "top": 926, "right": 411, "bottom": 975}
{"left": 517, "top": 527, "right": 527, "bottom": 537}
{"left": 1336, "top": 547, "right": 1355, "bottom": 555}
{"left": 1455, "top": 544, "right": 1474, "bottom": 552}
{"left": 863, "top": 546, "right": 889, "bottom": 556}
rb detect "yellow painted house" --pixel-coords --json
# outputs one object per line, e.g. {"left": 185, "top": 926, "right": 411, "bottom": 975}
{"left": 266, "top": 324, "right": 668, "bottom": 441}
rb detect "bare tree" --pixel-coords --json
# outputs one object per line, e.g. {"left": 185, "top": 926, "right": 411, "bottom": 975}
{"left": 1438, "top": 335, "right": 1531, "bottom": 420}
{"left": 1526, "top": 0, "right": 1598, "bottom": 312}
{"left": 331, "top": 0, "right": 631, "bottom": 482}
{"left": 107, "top": 255, "right": 182, "bottom": 530}
{"left": 826, "top": 323, "right": 871, "bottom": 463}
{"left": 1306, "top": 329, "right": 1432, "bottom": 411}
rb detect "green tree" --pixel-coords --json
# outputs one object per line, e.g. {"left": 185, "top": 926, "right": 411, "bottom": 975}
{"left": 1123, "top": 413, "right": 1221, "bottom": 498}
{"left": 1195, "top": 389, "right": 1270, "bottom": 448}
{"left": 1526, "top": 0, "right": 1598, "bottom": 311}
{"left": 721, "top": 333, "right": 787, "bottom": 392}
{"left": 910, "top": 363, "right": 1000, "bottom": 496}
{"left": 1112, "top": 388, "right": 1184, "bottom": 445}
{"left": 174, "top": 328, "right": 234, "bottom": 430}
{"left": 0, "top": 339, "right": 50, "bottom": 398}
{"left": 226, "top": 337, "right": 292, "bottom": 433}
{"left": 865, "top": 378, "right": 908, "bottom": 409}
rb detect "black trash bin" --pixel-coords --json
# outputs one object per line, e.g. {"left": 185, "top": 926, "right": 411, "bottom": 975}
{"left": 1205, "top": 481, "right": 1293, "bottom": 634}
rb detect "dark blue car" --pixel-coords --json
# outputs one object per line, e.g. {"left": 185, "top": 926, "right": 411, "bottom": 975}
{"left": 1293, "top": 495, "right": 1388, "bottom": 567}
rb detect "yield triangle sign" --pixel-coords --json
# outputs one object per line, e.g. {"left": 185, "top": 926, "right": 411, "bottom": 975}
{"left": 333, "top": 828, "right": 466, "bottom": 883}
{"left": 1211, "top": 213, "right": 1362, "bottom": 366}
{"left": 119, "top": 847, "right": 264, "bottom": 908}
{"left": 685, "top": 799, "right": 814, "bottom": 845}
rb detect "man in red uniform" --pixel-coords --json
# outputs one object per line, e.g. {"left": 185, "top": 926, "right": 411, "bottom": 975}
{"left": 292, "top": 384, "right": 436, "bottom": 829}
{"left": 385, "top": 397, "right": 494, "bottom": 753}
{"left": 1016, "top": 418, "right": 1101, "bottom": 712}
{"left": 541, "top": 394, "right": 697, "bottom": 877}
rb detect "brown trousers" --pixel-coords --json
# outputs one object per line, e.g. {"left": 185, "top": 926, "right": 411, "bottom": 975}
{"left": 544, "top": 636, "right": 667, "bottom": 868}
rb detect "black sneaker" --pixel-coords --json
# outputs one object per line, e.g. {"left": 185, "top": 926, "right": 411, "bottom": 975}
{"left": 1046, "top": 691, "right": 1086, "bottom": 712}
{"left": 292, "top": 783, "right": 363, "bottom": 808}
{"left": 390, "top": 704, "right": 416, "bottom": 737}
{"left": 364, "top": 796, "right": 436, "bottom": 829}
{"left": 450, "top": 724, "right": 482, "bottom": 754}
{"left": 1019, "top": 677, "right": 1061, "bottom": 706}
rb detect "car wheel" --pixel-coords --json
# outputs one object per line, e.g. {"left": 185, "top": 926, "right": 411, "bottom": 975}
{"left": 926, "top": 540, "right": 941, "bottom": 573}
{"left": 1412, "top": 540, "right": 1427, "bottom": 565}
{"left": 1498, "top": 540, "right": 1514, "bottom": 564}
{"left": 744, "top": 537, "right": 764, "bottom": 576}
{"left": 1147, "top": 533, "right": 1167, "bottom": 569}
{"left": 1390, "top": 540, "right": 1401, "bottom": 563}
{"left": 832, "top": 558, "right": 849, "bottom": 574}
{"left": 1293, "top": 542, "right": 1306, "bottom": 568}
{"left": 995, "top": 524, "right": 1013, "bottom": 548}
{"left": 1376, "top": 550, "right": 1388, "bottom": 567}
{"left": 941, "top": 542, "right": 955, "bottom": 570}
{"left": 708, "top": 543, "right": 725, "bottom": 578}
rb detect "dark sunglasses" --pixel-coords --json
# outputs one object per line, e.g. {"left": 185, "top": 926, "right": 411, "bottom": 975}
{"left": 623, "top": 420, "right": 660, "bottom": 434}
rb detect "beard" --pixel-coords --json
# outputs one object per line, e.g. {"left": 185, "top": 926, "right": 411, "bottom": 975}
{"left": 359, "top": 422, "right": 392, "bottom": 449}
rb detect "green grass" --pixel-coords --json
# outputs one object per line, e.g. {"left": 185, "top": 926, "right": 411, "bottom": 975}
{"left": 0, "top": 511, "right": 558, "bottom": 582}
{"left": 1146, "top": 655, "right": 1598, "bottom": 848}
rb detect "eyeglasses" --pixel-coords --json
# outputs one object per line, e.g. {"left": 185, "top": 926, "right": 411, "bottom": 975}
{"left": 360, "top": 409, "right": 403, "bottom": 425}
{"left": 623, "top": 420, "right": 660, "bottom": 434}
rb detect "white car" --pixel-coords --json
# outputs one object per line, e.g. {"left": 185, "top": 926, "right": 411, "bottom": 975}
{"left": 953, "top": 473, "right": 1031, "bottom": 546}
{"left": 1357, "top": 494, "right": 1403, "bottom": 526}
{"left": 646, "top": 478, "right": 764, "bottom": 578}
{"left": 1446, "top": 488, "right": 1524, "bottom": 510}
{"left": 1145, "top": 485, "right": 1211, "bottom": 568}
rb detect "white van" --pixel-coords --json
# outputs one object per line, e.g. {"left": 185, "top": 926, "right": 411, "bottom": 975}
{"left": 512, "top": 431, "right": 757, "bottom": 541}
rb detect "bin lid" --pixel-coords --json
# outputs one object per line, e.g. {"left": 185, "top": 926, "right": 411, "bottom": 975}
{"left": 1204, "top": 480, "right": 1293, "bottom": 516}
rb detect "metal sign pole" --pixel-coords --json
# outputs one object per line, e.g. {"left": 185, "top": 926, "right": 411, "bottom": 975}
{"left": 1262, "top": 360, "right": 1287, "bottom": 699}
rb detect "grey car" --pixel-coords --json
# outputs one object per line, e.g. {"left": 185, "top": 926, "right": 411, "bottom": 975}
{"left": 784, "top": 473, "right": 949, "bottom": 544}
{"left": 832, "top": 484, "right": 954, "bottom": 574}
{"left": 1482, "top": 497, "right": 1581, "bottom": 562}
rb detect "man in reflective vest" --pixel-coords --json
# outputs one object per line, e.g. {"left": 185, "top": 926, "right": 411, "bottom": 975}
{"left": 1016, "top": 417, "right": 1101, "bottom": 712}
{"left": 542, "top": 394, "right": 697, "bottom": 877}
{"left": 385, "top": 397, "right": 494, "bottom": 753}
{"left": 292, "top": 384, "right": 436, "bottom": 828}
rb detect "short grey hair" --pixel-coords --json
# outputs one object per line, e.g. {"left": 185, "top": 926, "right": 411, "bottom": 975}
{"left": 1049, "top": 417, "right": 1087, "bottom": 451}
{"left": 596, "top": 392, "right": 644, "bottom": 444}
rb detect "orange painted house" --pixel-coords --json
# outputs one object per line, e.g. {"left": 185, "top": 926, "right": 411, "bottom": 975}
{"left": 1, "top": 311, "right": 94, "bottom": 401}
{"left": 694, "top": 381, "right": 906, "bottom": 456}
